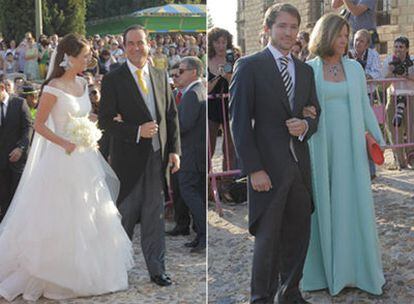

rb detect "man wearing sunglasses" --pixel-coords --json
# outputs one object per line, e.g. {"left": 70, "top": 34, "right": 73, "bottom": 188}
{"left": 166, "top": 63, "right": 193, "bottom": 238}
{"left": 175, "top": 56, "right": 206, "bottom": 253}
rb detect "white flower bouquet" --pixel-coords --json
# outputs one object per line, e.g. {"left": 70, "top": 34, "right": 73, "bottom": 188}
{"left": 64, "top": 114, "right": 102, "bottom": 152}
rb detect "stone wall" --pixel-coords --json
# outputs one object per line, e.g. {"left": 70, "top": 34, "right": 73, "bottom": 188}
{"left": 237, "top": 0, "right": 414, "bottom": 56}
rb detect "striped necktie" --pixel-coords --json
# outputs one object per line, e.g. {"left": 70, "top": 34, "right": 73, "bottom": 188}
{"left": 279, "top": 56, "right": 294, "bottom": 109}
{"left": 279, "top": 56, "right": 298, "bottom": 162}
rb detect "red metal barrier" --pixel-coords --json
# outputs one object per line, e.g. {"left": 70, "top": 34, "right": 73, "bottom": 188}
{"left": 208, "top": 93, "right": 241, "bottom": 216}
{"left": 367, "top": 78, "right": 414, "bottom": 152}
{"left": 208, "top": 78, "right": 414, "bottom": 215}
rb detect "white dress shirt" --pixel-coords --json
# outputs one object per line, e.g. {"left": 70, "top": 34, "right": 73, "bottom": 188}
{"left": 0, "top": 93, "right": 10, "bottom": 126}
{"left": 267, "top": 42, "right": 296, "bottom": 103}
{"left": 127, "top": 59, "right": 160, "bottom": 151}
{"left": 267, "top": 43, "right": 308, "bottom": 142}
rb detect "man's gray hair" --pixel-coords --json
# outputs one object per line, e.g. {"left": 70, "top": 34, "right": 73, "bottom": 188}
{"left": 181, "top": 56, "right": 204, "bottom": 77}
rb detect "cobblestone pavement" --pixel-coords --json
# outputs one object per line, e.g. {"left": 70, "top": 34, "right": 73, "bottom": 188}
{"left": 1, "top": 222, "right": 206, "bottom": 304}
{"left": 208, "top": 150, "right": 414, "bottom": 304}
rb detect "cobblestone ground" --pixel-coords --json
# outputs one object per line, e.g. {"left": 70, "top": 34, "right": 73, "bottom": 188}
{"left": 208, "top": 147, "right": 414, "bottom": 304}
{"left": 1, "top": 222, "right": 206, "bottom": 304}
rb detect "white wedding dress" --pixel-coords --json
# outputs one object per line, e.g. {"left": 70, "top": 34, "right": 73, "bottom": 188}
{"left": 0, "top": 79, "right": 134, "bottom": 302}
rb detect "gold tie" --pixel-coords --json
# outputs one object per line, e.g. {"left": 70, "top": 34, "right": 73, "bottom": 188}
{"left": 135, "top": 69, "right": 149, "bottom": 95}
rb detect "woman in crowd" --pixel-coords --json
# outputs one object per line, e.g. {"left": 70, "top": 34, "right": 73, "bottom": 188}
{"left": 301, "top": 13, "right": 385, "bottom": 296}
{"left": 291, "top": 40, "right": 302, "bottom": 59}
{"left": 109, "top": 39, "right": 124, "bottom": 63}
{"left": 38, "top": 39, "right": 51, "bottom": 80}
{"left": 177, "top": 38, "right": 188, "bottom": 57}
{"left": 3, "top": 51, "right": 17, "bottom": 75}
{"left": 207, "top": 27, "right": 236, "bottom": 171}
{"left": 168, "top": 46, "right": 181, "bottom": 69}
{"left": 153, "top": 45, "right": 168, "bottom": 70}
{"left": 298, "top": 31, "right": 310, "bottom": 61}
{"left": 24, "top": 35, "right": 40, "bottom": 81}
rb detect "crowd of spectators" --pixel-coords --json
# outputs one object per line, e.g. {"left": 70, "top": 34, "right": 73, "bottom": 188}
{"left": 0, "top": 30, "right": 206, "bottom": 135}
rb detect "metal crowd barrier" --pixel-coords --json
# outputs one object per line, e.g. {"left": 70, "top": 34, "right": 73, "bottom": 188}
{"left": 208, "top": 92, "right": 241, "bottom": 216}
{"left": 367, "top": 78, "right": 414, "bottom": 152}
{"left": 208, "top": 78, "right": 414, "bottom": 215}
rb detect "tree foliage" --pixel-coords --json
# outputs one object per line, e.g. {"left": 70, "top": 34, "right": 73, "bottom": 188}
{"left": 86, "top": 0, "right": 206, "bottom": 21}
{"left": 0, "top": 0, "right": 86, "bottom": 41}
{"left": 0, "top": 0, "right": 205, "bottom": 42}
{"left": 0, "top": 0, "right": 36, "bottom": 42}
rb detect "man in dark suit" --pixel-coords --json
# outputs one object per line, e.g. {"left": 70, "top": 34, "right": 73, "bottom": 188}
{"left": 99, "top": 25, "right": 181, "bottom": 287}
{"left": 175, "top": 57, "right": 206, "bottom": 253}
{"left": 0, "top": 82, "right": 33, "bottom": 222}
{"left": 229, "top": 4, "right": 321, "bottom": 304}
{"left": 166, "top": 63, "right": 192, "bottom": 236}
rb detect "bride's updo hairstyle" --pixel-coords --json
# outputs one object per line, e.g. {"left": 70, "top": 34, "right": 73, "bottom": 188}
{"left": 41, "top": 33, "right": 89, "bottom": 92}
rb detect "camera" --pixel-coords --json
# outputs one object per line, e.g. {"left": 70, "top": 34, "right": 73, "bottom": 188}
{"left": 389, "top": 55, "right": 413, "bottom": 76}
{"left": 223, "top": 49, "right": 236, "bottom": 74}
{"left": 392, "top": 95, "right": 407, "bottom": 127}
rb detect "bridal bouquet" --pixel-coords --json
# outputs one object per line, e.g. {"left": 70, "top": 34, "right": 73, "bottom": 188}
{"left": 64, "top": 114, "right": 102, "bottom": 152}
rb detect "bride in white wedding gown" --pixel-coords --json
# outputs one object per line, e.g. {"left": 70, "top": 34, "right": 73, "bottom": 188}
{"left": 0, "top": 34, "right": 133, "bottom": 302}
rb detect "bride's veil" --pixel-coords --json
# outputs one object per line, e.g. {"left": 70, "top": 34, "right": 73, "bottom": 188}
{"left": 0, "top": 48, "right": 120, "bottom": 232}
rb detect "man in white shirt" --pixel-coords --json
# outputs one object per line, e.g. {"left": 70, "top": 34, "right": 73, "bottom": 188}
{"left": 99, "top": 25, "right": 181, "bottom": 287}
{"left": 229, "top": 4, "right": 320, "bottom": 303}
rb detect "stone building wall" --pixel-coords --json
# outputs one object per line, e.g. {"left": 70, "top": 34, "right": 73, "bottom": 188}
{"left": 237, "top": 0, "right": 413, "bottom": 56}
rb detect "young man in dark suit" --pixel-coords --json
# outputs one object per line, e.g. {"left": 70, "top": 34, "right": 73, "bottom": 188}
{"left": 99, "top": 25, "right": 181, "bottom": 287}
{"left": 0, "top": 82, "right": 33, "bottom": 222}
{"left": 229, "top": 4, "right": 321, "bottom": 304}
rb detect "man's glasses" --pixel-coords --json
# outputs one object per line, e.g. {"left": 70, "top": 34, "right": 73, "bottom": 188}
{"left": 172, "top": 68, "right": 195, "bottom": 78}
{"left": 178, "top": 68, "right": 194, "bottom": 75}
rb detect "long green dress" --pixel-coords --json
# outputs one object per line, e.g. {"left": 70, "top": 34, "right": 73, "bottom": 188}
{"left": 302, "top": 57, "right": 386, "bottom": 296}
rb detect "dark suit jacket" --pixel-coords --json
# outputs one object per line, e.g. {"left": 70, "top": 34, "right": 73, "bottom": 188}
{"left": 178, "top": 81, "right": 206, "bottom": 173}
{"left": 229, "top": 48, "right": 321, "bottom": 235}
{"left": 0, "top": 96, "right": 32, "bottom": 173}
{"left": 99, "top": 63, "right": 181, "bottom": 204}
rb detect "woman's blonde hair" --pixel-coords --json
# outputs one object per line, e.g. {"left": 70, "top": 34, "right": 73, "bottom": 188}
{"left": 308, "top": 13, "right": 350, "bottom": 58}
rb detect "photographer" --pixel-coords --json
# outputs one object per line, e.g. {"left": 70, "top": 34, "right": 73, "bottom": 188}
{"left": 207, "top": 27, "right": 236, "bottom": 173}
{"left": 382, "top": 36, "right": 414, "bottom": 169}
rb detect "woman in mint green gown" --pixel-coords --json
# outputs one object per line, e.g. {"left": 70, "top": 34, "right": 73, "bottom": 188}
{"left": 301, "top": 14, "right": 386, "bottom": 296}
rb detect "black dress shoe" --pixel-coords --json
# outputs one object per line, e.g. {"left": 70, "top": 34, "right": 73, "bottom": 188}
{"left": 184, "top": 238, "right": 199, "bottom": 248}
{"left": 279, "top": 294, "right": 311, "bottom": 304}
{"left": 190, "top": 242, "right": 206, "bottom": 253}
{"left": 150, "top": 274, "right": 172, "bottom": 286}
{"left": 292, "top": 299, "right": 311, "bottom": 304}
{"left": 166, "top": 226, "right": 190, "bottom": 236}
{"left": 286, "top": 297, "right": 311, "bottom": 304}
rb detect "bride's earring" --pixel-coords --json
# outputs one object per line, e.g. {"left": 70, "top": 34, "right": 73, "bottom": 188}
{"left": 59, "top": 53, "right": 72, "bottom": 70}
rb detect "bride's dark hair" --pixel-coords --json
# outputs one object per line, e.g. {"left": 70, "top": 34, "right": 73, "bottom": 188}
{"left": 41, "top": 33, "right": 89, "bottom": 93}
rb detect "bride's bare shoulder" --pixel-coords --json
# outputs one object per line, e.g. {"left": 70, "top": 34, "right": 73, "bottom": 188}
{"left": 47, "top": 78, "right": 64, "bottom": 90}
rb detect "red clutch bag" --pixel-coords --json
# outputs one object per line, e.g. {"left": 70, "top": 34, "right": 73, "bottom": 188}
{"left": 366, "top": 132, "right": 384, "bottom": 165}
